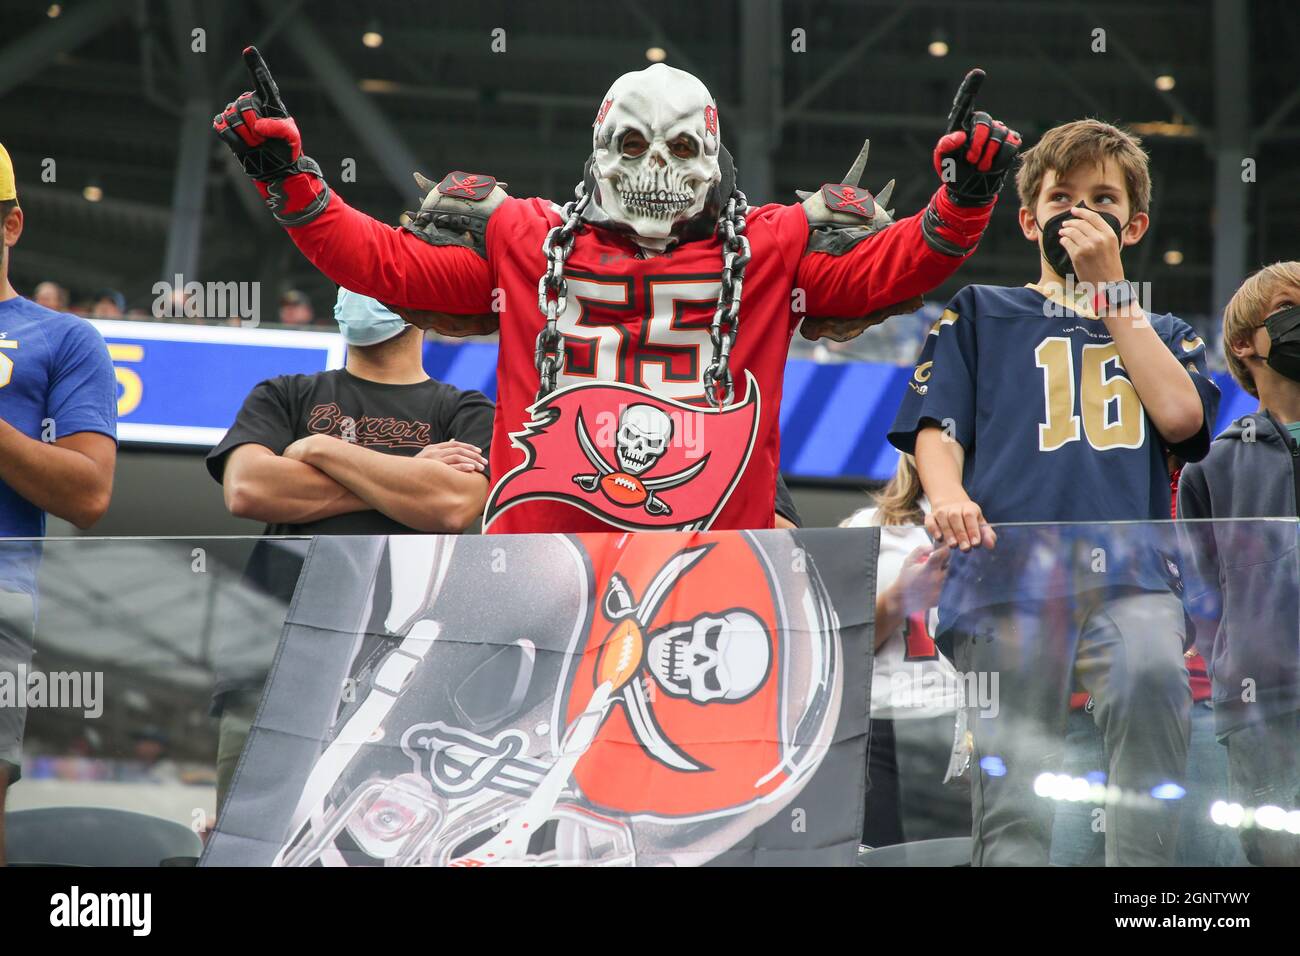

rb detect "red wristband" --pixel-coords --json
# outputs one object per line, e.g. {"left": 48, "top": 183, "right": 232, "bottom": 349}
{"left": 255, "top": 171, "right": 326, "bottom": 216}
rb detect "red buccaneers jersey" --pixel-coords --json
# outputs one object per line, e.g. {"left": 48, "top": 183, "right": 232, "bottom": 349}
{"left": 285, "top": 189, "right": 985, "bottom": 533}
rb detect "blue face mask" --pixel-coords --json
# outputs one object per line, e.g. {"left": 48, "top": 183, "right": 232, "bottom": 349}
{"left": 333, "top": 289, "right": 411, "bottom": 346}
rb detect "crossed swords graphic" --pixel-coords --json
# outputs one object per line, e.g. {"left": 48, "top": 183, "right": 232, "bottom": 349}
{"left": 441, "top": 173, "right": 487, "bottom": 197}
{"left": 571, "top": 409, "right": 708, "bottom": 517}
{"left": 824, "top": 184, "right": 874, "bottom": 217}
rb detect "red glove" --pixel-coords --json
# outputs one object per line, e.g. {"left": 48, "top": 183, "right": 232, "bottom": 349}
{"left": 213, "top": 47, "right": 303, "bottom": 180}
{"left": 931, "top": 69, "right": 1021, "bottom": 207}
{"left": 213, "top": 47, "right": 330, "bottom": 225}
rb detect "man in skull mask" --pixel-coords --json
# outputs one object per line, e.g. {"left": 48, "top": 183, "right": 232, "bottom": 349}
{"left": 215, "top": 51, "right": 1019, "bottom": 533}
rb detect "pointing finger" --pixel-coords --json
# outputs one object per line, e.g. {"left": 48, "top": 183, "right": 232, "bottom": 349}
{"left": 243, "top": 45, "right": 287, "bottom": 117}
{"left": 946, "top": 68, "right": 985, "bottom": 134}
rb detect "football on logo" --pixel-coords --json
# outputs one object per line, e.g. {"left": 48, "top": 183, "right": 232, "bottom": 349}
{"left": 600, "top": 472, "right": 648, "bottom": 507}
{"left": 597, "top": 618, "right": 645, "bottom": 688}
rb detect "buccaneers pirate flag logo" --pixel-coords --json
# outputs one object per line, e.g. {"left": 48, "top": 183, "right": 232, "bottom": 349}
{"left": 202, "top": 530, "right": 873, "bottom": 867}
{"left": 556, "top": 534, "right": 820, "bottom": 819}
{"left": 483, "top": 374, "right": 761, "bottom": 532}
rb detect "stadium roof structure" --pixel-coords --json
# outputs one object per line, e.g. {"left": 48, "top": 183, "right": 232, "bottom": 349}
{"left": 1, "top": 0, "right": 1297, "bottom": 319}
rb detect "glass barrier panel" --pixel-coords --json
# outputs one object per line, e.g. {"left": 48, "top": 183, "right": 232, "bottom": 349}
{"left": 871, "top": 518, "right": 1299, "bottom": 868}
{"left": 0, "top": 522, "right": 1295, "bottom": 867}
{"left": 5, "top": 536, "right": 302, "bottom": 866}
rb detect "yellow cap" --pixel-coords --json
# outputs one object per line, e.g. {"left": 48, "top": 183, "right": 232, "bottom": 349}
{"left": 0, "top": 142, "right": 15, "bottom": 203}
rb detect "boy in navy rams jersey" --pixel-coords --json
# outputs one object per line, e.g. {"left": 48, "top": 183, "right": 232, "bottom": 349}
{"left": 889, "top": 121, "right": 1220, "bottom": 866}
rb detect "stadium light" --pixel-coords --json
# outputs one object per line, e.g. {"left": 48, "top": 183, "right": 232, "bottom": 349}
{"left": 1130, "top": 119, "right": 1198, "bottom": 138}
{"left": 1155, "top": 74, "right": 1176, "bottom": 91}
{"left": 928, "top": 38, "right": 949, "bottom": 58}
{"left": 645, "top": 47, "right": 667, "bottom": 63}
{"left": 82, "top": 184, "right": 103, "bottom": 202}
{"left": 47, "top": 3, "right": 61, "bottom": 17}
{"left": 362, "top": 31, "right": 384, "bottom": 49}
{"left": 1164, "top": 248, "right": 1184, "bottom": 266}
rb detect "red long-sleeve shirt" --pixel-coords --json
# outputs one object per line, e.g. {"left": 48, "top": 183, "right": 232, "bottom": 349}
{"left": 279, "top": 182, "right": 990, "bottom": 532}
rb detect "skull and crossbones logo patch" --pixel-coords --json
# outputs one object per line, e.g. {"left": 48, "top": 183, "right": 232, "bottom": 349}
{"left": 435, "top": 171, "right": 498, "bottom": 202}
{"left": 820, "top": 182, "right": 876, "bottom": 220}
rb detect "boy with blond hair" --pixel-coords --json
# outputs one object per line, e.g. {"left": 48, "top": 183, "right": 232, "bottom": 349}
{"left": 1177, "top": 262, "right": 1300, "bottom": 866}
{"left": 888, "top": 120, "right": 1221, "bottom": 865}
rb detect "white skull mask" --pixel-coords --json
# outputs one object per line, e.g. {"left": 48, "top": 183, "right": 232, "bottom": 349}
{"left": 589, "top": 63, "right": 721, "bottom": 247}
{"left": 616, "top": 404, "right": 672, "bottom": 475}
{"left": 647, "top": 611, "right": 770, "bottom": 704}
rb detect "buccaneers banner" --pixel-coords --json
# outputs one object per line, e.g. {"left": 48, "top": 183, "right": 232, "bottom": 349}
{"left": 202, "top": 528, "right": 877, "bottom": 867}
{"left": 483, "top": 375, "right": 761, "bottom": 532}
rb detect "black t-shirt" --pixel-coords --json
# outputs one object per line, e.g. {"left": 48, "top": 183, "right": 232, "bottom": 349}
{"left": 205, "top": 368, "right": 495, "bottom": 536}
{"left": 774, "top": 473, "right": 801, "bottom": 527}
{"left": 205, "top": 369, "right": 493, "bottom": 713}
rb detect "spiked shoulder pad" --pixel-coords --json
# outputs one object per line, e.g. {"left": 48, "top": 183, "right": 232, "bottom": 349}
{"left": 799, "top": 140, "right": 899, "bottom": 255}
{"left": 402, "top": 171, "right": 510, "bottom": 258}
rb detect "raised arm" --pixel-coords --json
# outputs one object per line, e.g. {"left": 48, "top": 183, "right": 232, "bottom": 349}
{"left": 272, "top": 192, "right": 496, "bottom": 331}
{"left": 213, "top": 47, "right": 496, "bottom": 335}
{"left": 1057, "top": 205, "right": 1214, "bottom": 447}
{"left": 797, "top": 70, "right": 1021, "bottom": 340}
{"left": 797, "top": 187, "right": 994, "bottom": 340}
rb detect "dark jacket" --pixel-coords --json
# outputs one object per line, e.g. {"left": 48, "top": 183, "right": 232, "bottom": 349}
{"left": 1177, "top": 410, "right": 1300, "bottom": 736}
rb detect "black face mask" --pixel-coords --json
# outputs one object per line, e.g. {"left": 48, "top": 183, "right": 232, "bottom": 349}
{"left": 1037, "top": 202, "right": 1124, "bottom": 279}
{"left": 1265, "top": 305, "right": 1300, "bottom": 383}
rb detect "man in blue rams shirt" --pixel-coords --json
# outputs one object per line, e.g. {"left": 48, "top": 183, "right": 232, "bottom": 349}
{"left": 889, "top": 121, "right": 1220, "bottom": 866}
{"left": 0, "top": 142, "right": 118, "bottom": 864}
